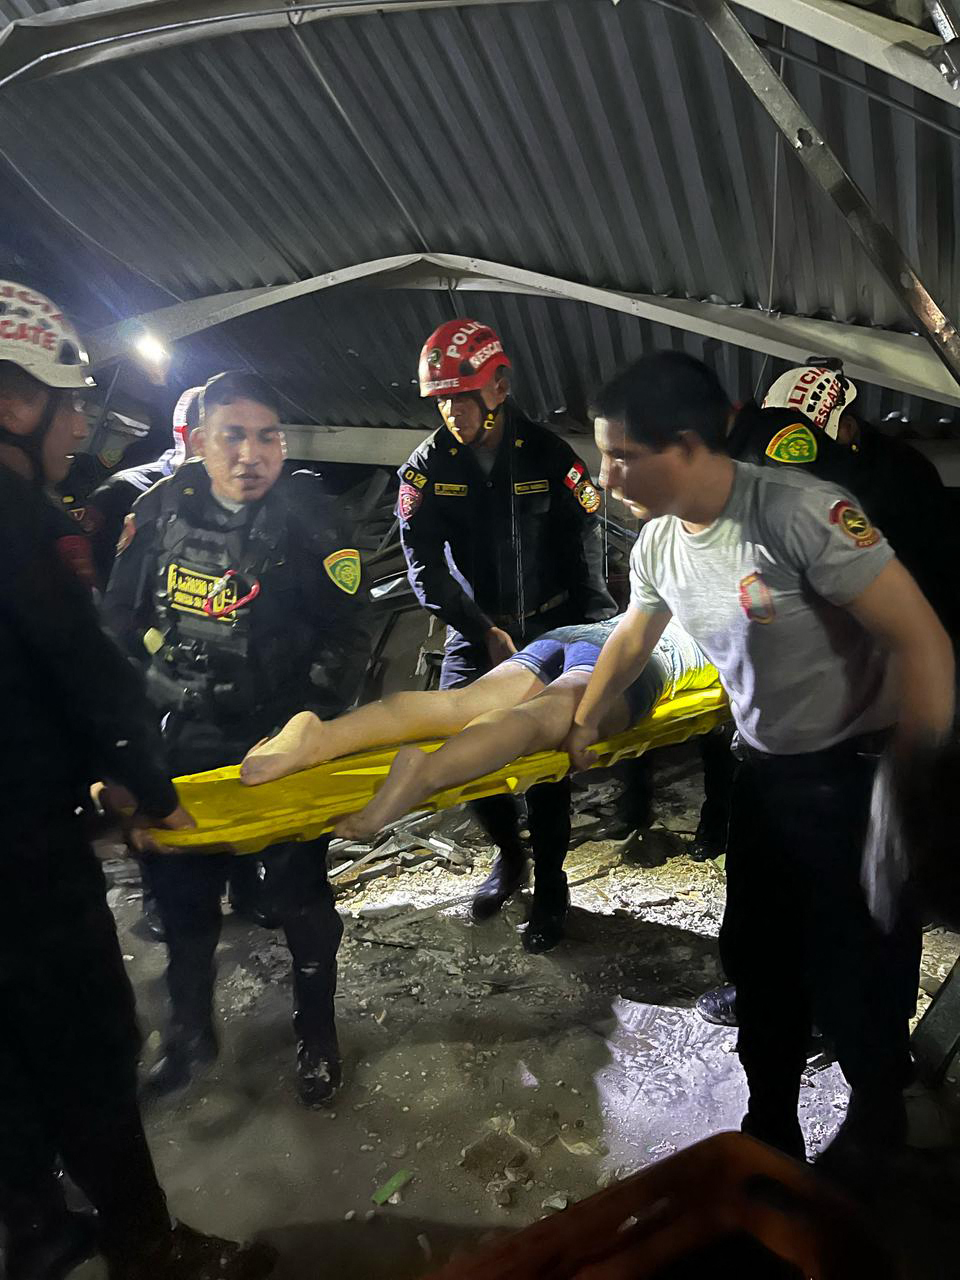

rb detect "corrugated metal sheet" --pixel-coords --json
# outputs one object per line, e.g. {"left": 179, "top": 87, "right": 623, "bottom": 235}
{"left": 2, "top": 0, "right": 960, "bottom": 422}
{"left": 178, "top": 285, "right": 953, "bottom": 430}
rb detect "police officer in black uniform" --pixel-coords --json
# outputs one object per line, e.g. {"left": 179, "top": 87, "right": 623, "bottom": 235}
{"left": 0, "top": 283, "right": 273, "bottom": 1280}
{"left": 89, "top": 386, "right": 271, "bottom": 939}
{"left": 399, "top": 319, "right": 616, "bottom": 953}
{"left": 697, "top": 358, "right": 960, "bottom": 1028}
{"left": 746, "top": 360, "right": 960, "bottom": 641}
{"left": 104, "top": 370, "right": 370, "bottom": 1106}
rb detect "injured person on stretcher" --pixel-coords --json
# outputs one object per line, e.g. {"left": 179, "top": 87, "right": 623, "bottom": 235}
{"left": 240, "top": 615, "right": 712, "bottom": 838}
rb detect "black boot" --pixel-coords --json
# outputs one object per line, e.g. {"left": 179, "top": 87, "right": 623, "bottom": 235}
{"left": 523, "top": 873, "right": 569, "bottom": 954}
{"left": 521, "top": 777, "right": 571, "bottom": 953}
{"left": 695, "top": 983, "right": 739, "bottom": 1026}
{"left": 3, "top": 1191, "right": 98, "bottom": 1280}
{"left": 106, "top": 1221, "right": 276, "bottom": 1280}
{"left": 141, "top": 1025, "right": 218, "bottom": 1103}
{"left": 282, "top": 863, "right": 345, "bottom": 1109}
{"left": 297, "top": 1041, "right": 343, "bottom": 1108}
{"left": 471, "top": 851, "right": 528, "bottom": 921}
{"left": 690, "top": 813, "right": 726, "bottom": 862}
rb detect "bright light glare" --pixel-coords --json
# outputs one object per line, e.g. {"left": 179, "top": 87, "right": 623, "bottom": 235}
{"left": 134, "top": 332, "right": 168, "bottom": 366}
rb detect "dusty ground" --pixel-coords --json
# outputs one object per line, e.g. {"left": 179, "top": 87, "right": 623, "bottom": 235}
{"left": 75, "top": 745, "right": 960, "bottom": 1278}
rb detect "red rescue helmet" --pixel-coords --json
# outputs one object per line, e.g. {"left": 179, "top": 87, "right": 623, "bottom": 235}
{"left": 418, "top": 319, "right": 511, "bottom": 398}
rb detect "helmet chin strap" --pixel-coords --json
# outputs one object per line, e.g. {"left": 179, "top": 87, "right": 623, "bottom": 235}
{"left": 464, "top": 392, "right": 500, "bottom": 433}
{"left": 0, "top": 390, "right": 61, "bottom": 484}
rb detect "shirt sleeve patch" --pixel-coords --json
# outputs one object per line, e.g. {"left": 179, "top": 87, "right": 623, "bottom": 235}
{"left": 738, "top": 572, "right": 776, "bottom": 623}
{"left": 765, "top": 423, "right": 818, "bottom": 465}
{"left": 396, "top": 483, "right": 423, "bottom": 520}
{"left": 829, "top": 500, "right": 879, "bottom": 548}
{"left": 323, "top": 548, "right": 361, "bottom": 595}
{"left": 563, "top": 462, "right": 586, "bottom": 491}
{"left": 575, "top": 479, "right": 601, "bottom": 513}
{"left": 402, "top": 467, "right": 428, "bottom": 489}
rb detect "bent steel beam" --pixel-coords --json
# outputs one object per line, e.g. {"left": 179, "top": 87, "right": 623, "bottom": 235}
{"left": 90, "top": 251, "right": 960, "bottom": 408}
{"left": 696, "top": 0, "right": 960, "bottom": 394}
{"left": 0, "top": 0, "right": 545, "bottom": 89}
{"left": 730, "top": 0, "right": 960, "bottom": 107}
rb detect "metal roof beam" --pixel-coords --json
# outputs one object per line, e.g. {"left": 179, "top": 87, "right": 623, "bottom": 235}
{"left": 90, "top": 251, "right": 960, "bottom": 408}
{"left": 0, "top": 0, "right": 547, "bottom": 89}
{"left": 697, "top": 0, "right": 960, "bottom": 394}
{"left": 730, "top": 0, "right": 960, "bottom": 107}
{"left": 3, "top": 0, "right": 959, "bottom": 108}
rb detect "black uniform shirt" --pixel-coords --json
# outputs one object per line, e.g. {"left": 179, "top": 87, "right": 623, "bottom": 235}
{"left": 84, "top": 452, "right": 176, "bottom": 590}
{"left": 398, "top": 405, "right": 615, "bottom": 644}
{"left": 103, "top": 462, "right": 372, "bottom": 738}
{"left": 0, "top": 462, "right": 177, "bottom": 819}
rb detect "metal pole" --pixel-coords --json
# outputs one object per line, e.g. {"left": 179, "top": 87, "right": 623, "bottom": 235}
{"left": 694, "top": 0, "right": 960, "bottom": 392}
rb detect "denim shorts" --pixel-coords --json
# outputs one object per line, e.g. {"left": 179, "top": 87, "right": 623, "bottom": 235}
{"left": 506, "top": 620, "right": 669, "bottom": 723}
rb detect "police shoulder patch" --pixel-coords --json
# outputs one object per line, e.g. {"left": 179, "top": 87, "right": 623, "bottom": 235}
{"left": 402, "top": 467, "right": 428, "bottom": 489}
{"left": 765, "top": 422, "right": 818, "bottom": 465}
{"left": 575, "top": 479, "right": 601, "bottom": 513}
{"left": 829, "top": 500, "right": 879, "bottom": 548}
{"left": 323, "top": 548, "right": 361, "bottom": 595}
{"left": 396, "top": 484, "right": 422, "bottom": 521}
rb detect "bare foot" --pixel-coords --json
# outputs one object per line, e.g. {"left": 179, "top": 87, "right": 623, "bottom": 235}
{"left": 241, "top": 711, "right": 328, "bottom": 785}
{"left": 334, "top": 747, "right": 435, "bottom": 840}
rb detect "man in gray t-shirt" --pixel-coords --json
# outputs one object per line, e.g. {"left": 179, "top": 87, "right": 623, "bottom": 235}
{"left": 569, "top": 352, "right": 954, "bottom": 1162}
{"left": 628, "top": 460, "right": 897, "bottom": 754}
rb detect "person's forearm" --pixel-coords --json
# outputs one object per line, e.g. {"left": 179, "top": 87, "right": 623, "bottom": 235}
{"left": 893, "top": 624, "right": 955, "bottom": 748}
{"left": 575, "top": 612, "right": 668, "bottom": 731}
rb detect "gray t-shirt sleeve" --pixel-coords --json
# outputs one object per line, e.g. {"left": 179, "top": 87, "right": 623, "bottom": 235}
{"left": 629, "top": 523, "right": 668, "bottom": 612}
{"left": 782, "top": 485, "right": 894, "bottom": 605}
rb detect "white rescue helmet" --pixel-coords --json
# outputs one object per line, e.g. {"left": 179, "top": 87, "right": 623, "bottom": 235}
{"left": 0, "top": 280, "right": 95, "bottom": 389}
{"left": 171, "top": 385, "right": 202, "bottom": 463}
{"left": 762, "top": 361, "right": 857, "bottom": 440}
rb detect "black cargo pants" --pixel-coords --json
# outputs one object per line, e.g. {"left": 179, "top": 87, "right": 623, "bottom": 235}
{"left": 0, "top": 812, "right": 170, "bottom": 1255}
{"left": 145, "top": 718, "right": 342, "bottom": 1058}
{"left": 719, "top": 735, "right": 921, "bottom": 1126}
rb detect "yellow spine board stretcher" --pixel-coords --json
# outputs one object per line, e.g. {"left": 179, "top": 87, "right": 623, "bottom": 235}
{"left": 153, "top": 679, "right": 728, "bottom": 855}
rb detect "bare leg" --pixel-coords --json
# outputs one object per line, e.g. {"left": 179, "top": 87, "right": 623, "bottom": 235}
{"left": 241, "top": 663, "right": 543, "bottom": 785}
{"left": 337, "top": 673, "right": 632, "bottom": 840}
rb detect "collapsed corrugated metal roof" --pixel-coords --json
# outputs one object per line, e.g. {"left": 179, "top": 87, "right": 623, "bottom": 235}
{"left": 176, "top": 284, "right": 944, "bottom": 430}
{"left": 1, "top": 0, "right": 959, "bottom": 427}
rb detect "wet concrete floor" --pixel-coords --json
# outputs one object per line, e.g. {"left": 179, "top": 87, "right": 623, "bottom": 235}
{"left": 74, "top": 746, "right": 960, "bottom": 1278}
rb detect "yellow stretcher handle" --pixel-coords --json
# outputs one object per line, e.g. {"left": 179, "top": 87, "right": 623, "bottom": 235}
{"left": 151, "top": 681, "right": 729, "bottom": 855}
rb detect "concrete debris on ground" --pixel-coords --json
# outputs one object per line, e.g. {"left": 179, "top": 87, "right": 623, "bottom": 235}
{"left": 80, "top": 741, "right": 960, "bottom": 1280}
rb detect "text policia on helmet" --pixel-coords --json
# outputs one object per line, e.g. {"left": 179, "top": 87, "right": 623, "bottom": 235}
{"left": 0, "top": 281, "right": 95, "bottom": 390}
{"left": 418, "top": 319, "right": 512, "bottom": 398}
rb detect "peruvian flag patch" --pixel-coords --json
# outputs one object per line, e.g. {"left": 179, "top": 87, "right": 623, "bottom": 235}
{"left": 563, "top": 463, "right": 585, "bottom": 491}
